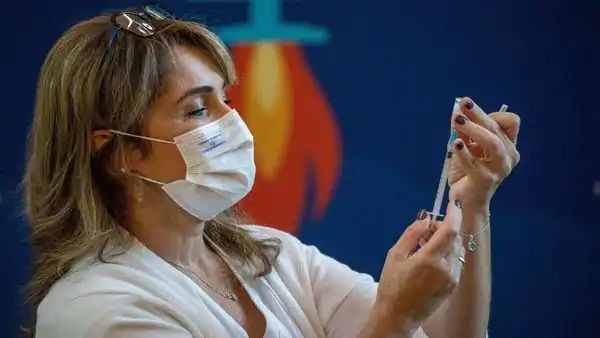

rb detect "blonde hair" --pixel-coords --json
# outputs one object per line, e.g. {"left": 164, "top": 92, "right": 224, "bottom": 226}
{"left": 23, "top": 12, "right": 280, "bottom": 326}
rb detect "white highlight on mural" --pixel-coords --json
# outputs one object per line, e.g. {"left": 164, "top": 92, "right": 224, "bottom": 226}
{"left": 594, "top": 180, "right": 600, "bottom": 196}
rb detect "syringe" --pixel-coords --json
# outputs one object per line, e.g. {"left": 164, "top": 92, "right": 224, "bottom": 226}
{"left": 429, "top": 99, "right": 508, "bottom": 221}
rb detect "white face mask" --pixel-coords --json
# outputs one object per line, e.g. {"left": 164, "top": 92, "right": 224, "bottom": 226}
{"left": 109, "top": 110, "right": 255, "bottom": 221}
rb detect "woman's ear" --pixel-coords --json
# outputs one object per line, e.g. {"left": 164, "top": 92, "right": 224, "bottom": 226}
{"left": 91, "top": 130, "right": 113, "bottom": 155}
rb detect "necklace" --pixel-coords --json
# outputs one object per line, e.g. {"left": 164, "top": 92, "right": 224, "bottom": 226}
{"left": 168, "top": 261, "right": 238, "bottom": 302}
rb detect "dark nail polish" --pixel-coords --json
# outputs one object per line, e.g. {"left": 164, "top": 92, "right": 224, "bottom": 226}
{"left": 417, "top": 209, "right": 428, "bottom": 220}
{"left": 465, "top": 99, "right": 474, "bottom": 109}
{"left": 455, "top": 115, "right": 467, "bottom": 125}
{"left": 455, "top": 199, "right": 462, "bottom": 209}
{"left": 456, "top": 141, "right": 464, "bottom": 150}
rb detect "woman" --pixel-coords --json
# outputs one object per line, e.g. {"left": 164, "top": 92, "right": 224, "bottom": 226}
{"left": 24, "top": 5, "right": 521, "bottom": 338}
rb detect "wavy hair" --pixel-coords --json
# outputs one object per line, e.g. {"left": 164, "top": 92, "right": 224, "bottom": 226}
{"left": 23, "top": 12, "right": 280, "bottom": 333}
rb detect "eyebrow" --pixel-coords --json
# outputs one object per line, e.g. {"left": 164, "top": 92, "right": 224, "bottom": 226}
{"left": 176, "top": 85, "right": 214, "bottom": 104}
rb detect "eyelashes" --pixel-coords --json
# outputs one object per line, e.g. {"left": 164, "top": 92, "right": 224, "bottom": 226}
{"left": 185, "top": 99, "right": 232, "bottom": 118}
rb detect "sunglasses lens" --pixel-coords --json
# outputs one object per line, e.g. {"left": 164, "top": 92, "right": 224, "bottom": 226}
{"left": 114, "top": 13, "right": 154, "bottom": 37}
{"left": 142, "top": 4, "right": 175, "bottom": 20}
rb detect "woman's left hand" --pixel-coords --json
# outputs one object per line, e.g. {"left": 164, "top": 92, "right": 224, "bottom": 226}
{"left": 447, "top": 97, "right": 521, "bottom": 208}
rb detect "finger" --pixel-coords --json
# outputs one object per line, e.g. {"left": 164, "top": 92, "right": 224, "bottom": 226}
{"left": 443, "top": 233, "right": 463, "bottom": 264}
{"left": 395, "top": 210, "right": 431, "bottom": 257}
{"left": 466, "top": 141, "right": 484, "bottom": 158}
{"left": 452, "top": 138, "right": 476, "bottom": 171}
{"left": 460, "top": 97, "right": 498, "bottom": 133}
{"left": 458, "top": 136, "right": 484, "bottom": 158}
{"left": 419, "top": 226, "right": 436, "bottom": 245}
{"left": 419, "top": 200, "right": 463, "bottom": 257}
{"left": 448, "top": 241, "right": 466, "bottom": 284}
{"left": 452, "top": 114, "right": 505, "bottom": 161}
{"left": 442, "top": 211, "right": 465, "bottom": 283}
{"left": 444, "top": 198, "right": 463, "bottom": 235}
{"left": 445, "top": 230, "right": 464, "bottom": 260}
{"left": 489, "top": 112, "right": 521, "bottom": 145}
{"left": 455, "top": 128, "right": 470, "bottom": 144}
{"left": 487, "top": 113, "right": 521, "bottom": 166}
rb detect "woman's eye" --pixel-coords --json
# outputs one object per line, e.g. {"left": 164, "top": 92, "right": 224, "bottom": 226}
{"left": 187, "top": 107, "right": 208, "bottom": 118}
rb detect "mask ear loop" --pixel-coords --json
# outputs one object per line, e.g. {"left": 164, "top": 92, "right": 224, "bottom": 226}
{"left": 120, "top": 168, "right": 166, "bottom": 186}
{"left": 109, "top": 129, "right": 175, "bottom": 144}
{"left": 110, "top": 130, "right": 172, "bottom": 186}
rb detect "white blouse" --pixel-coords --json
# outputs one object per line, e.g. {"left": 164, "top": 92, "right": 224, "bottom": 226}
{"left": 36, "top": 225, "right": 428, "bottom": 338}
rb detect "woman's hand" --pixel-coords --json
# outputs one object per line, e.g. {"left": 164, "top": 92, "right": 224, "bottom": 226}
{"left": 448, "top": 97, "right": 521, "bottom": 207}
{"left": 360, "top": 201, "right": 464, "bottom": 337}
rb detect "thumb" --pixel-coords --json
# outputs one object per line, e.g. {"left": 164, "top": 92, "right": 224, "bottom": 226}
{"left": 418, "top": 200, "right": 463, "bottom": 257}
{"left": 395, "top": 210, "right": 431, "bottom": 257}
{"left": 489, "top": 112, "right": 521, "bottom": 145}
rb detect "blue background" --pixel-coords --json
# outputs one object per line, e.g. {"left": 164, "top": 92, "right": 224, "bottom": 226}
{"left": 2, "top": 1, "right": 599, "bottom": 337}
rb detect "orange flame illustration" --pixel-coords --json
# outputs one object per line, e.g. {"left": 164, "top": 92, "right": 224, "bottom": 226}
{"left": 229, "top": 43, "right": 341, "bottom": 234}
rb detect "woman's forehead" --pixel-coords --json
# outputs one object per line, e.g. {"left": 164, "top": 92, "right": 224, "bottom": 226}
{"left": 164, "top": 45, "right": 225, "bottom": 97}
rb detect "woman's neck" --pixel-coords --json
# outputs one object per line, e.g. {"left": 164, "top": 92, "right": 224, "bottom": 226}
{"left": 126, "top": 191, "right": 215, "bottom": 269}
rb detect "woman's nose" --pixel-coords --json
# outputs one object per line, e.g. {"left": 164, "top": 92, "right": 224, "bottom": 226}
{"left": 210, "top": 95, "right": 232, "bottom": 121}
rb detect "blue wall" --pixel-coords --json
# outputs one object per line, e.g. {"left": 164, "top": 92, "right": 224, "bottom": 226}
{"left": 1, "top": 1, "right": 598, "bottom": 337}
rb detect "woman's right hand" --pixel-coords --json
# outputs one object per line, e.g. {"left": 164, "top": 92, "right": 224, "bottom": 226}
{"left": 361, "top": 200, "right": 464, "bottom": 337}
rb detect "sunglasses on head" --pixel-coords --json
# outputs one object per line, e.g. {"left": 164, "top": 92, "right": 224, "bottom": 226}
{"left": 108, "top": 3, "right": 175, "bottom": 47}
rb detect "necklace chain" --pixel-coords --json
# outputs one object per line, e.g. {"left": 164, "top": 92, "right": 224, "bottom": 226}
{"left": 168, "top": 261, "right": 238, "bottom": 302}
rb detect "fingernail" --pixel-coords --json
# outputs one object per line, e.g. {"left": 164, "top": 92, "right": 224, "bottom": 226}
{"left": 417, "top": 209, "right": 428, "bottom": 220}
{"left": 455, "top": 115, "right": 467, "bottom": 125}
{"left": 456, "top": 140, "right": 464, "bottom": 150}
{"left": 455, "top": 199, "right": 462, "bottom": 209}
{"left": 465, "top": 99, "right": 474, "bottom": 109}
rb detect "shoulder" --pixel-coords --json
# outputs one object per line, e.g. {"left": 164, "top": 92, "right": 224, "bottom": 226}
{"left": 37, "top": 290, "right": 188, "bottom": 338}
{"left": 36, "top": 250, "right": 190, "bottom": 337}
{"left": 39, "top": 249, "right": 159, "bottom": 308}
